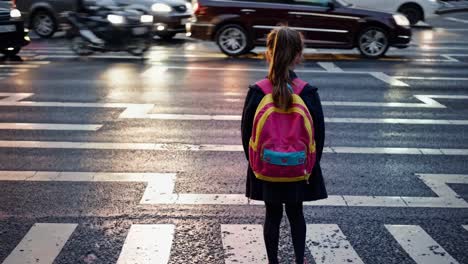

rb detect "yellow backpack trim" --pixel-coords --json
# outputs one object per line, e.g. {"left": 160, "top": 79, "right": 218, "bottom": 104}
{"left": 254, "top": 171, "right": 311, "bottom": 182}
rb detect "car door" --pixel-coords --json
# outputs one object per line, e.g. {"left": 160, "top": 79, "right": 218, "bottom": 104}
{"left": 287, "top": 0, "right": 359, "bottom": 48}
{"left": 245, "top": 0, "right": 291, "bottom": 43}
{"left": 345, "top": 0, "right": 397, "bottom": 13}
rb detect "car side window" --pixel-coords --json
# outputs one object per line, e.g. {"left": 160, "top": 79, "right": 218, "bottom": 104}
{"left": 290, "top": 0, "right": 328, "bottom": 7}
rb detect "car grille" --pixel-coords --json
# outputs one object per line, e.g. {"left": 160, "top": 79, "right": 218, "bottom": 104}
{"left": 0, "top": 12, "right": 10, "bottom": 21}
{"left": 173, "top": 5, "right": 187, "bottom": 13}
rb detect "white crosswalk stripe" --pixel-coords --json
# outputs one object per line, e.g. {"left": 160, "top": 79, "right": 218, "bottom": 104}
{"left": 1, "top": 223, "right": 77, "bottom": 264}
{"left": 306, "top": 224, "right": 364, "bottom": 264}
{"left": 117, "top": 224, "right": 175, "bottom": 264}
{"left": 222, "top": 225, "right": 268, "bottom": 264}
{"left": 1, "top": 223, "right": 466, "bottom": 263}
{"left": 385, "top": 225, "right": 460, "bottom": 264}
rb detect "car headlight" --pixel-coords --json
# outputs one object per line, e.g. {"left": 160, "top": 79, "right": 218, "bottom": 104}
{"left": 152, "top": 3, "right": 172, "bottom": 13}
{"left": 393, "top": 14, "right": 410, "bottom": 27}
{"left": 140, "top": 15, "right": 154, "bottom": 23}
{"left": 107, "top": 14, "right": 125, "bottom": 24}
{"left": 185, "top": 2, "right": 192, "bottom": 11}
{"left": 10, "top": 9, "right": 21, "bottom": 18}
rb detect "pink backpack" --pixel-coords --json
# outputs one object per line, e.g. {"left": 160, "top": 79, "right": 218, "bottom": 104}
{"left": 249, "top": 78, "right": 316, "bottom": 182}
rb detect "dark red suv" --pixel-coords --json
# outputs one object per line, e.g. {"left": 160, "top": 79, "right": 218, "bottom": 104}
{"left": 190, "top": 0, "right": 412, "bottom": 58}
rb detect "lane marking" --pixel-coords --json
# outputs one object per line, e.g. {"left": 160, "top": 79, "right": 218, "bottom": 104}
{"left": 116, "top": 224, "right": 174, "bottom": 264}
{"left": 2, "top": 223, "right": 77, "bottom": 264}
{"left": 0, "top": 171, "right": 176, "bottom": 204}
{"left": 317, "top": 62, "right": 344, "bottom": 72}
{"left": 385, "top": 225, "right": 460, "bottom": 264}
{"left": 2, "top": 140, "right": 468, "bottom": 155}
{"left": 306, "top": 224, "right": 364, "bottom": 264}
{"left": 370, "top": 72, "right": 409, "bottom": 87}
{"left": 445, "top": 17, "right": 468, "bottom": 24}
{"left": 1, "top": 93, "right": 467, "bottom": 111}
{"left": 0, "top": 123, "right": 103, "bottom": 131}
{"left": 221, "top": 225, "right": 267, "bottom": 264}
{"left": 2, "top": 172, "right": 466, "bottom": 208}
{"left": 395, "top": 76, "right": 468, "bottom": 81}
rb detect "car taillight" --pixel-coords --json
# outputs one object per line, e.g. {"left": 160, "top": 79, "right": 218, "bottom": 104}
{"left": 194, "top": 2, "right": 207, "bottom": 16}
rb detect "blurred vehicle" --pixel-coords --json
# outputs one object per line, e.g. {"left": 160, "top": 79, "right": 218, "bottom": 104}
{"left": 344, "top": 0, "right": 443, "bottom": 25}
{"left": 13, "top": 0, "right": 192, "bottom": 39}
{"left": 190, "top": 0, "right": 412, "bottom": 58}
{"left": 66, "top": 0, "right": 153, "bottom": 56}
{"left": 0, "top": 0, "right": 30, "bottom": 56}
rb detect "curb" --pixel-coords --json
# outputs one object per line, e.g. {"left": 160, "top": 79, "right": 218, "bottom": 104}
{"left": 436, "top": 7, "right": 468, "bottom": 14}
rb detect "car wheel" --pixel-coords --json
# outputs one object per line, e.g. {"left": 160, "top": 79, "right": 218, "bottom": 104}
{"left": 1, "top": 48, "right": 21, "bottom": 56}
{"left": 216, "top": 24, "right": 251, "bottom": 57}
{"left": 398, "top": 5, "right": 423, "bottom": 25}
{"left": 357, "top": 27, "right": 389, "bottom": 59}
{"left": 32, "top": 10, "right": 57, "bottom": 38}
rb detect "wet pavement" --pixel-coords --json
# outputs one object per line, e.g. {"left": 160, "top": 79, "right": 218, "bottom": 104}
{"left": 0, "top": 12, "right": 468, "bottom": 264}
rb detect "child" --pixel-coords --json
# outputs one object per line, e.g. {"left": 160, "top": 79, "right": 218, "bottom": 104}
{"left": 241, "top": 27, "right": 327, "bottom": 264}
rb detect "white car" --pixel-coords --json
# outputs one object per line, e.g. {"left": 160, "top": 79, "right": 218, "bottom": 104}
{"left": 344, "top": 0, "right": 443, "bottom": 25}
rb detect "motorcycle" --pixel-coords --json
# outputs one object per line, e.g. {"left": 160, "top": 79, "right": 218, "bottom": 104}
{"left": 65, "top": 1, "right": 154, "bottom": 56}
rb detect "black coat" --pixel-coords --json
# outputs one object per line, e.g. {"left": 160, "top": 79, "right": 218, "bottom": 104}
{"left": 241, "top": 73, "right": 328, "bottom": 203}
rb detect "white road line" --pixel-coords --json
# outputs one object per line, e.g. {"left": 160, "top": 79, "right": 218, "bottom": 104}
{"left": 1, "top": 93, "right": 466, "bottom": 110}
{"left": 0, "top": 64, "right": 39, "bottom": 69}
{"left": 317, "top": 62, "right": 344, "bottom": 72}
{"left": 385, "top": 225, "right": 459, "bottom": 264}
{"left": 395, "top": 76, "right": 468, "bottom": 81}
{"left": 0, "top": 123, "right": 103, "bottom": 131}
{"left": 369, "top": 72, "right": 409, "bottom": 87}
{"left": 0, "top": 72, "right": 18, "bottom": 76}
{"left": 0, "top": 171, "right": 176, "bottom": 204}
{"left": 2, "top": 140, "right": 468, "bottom": 156}
{"left": 445, "top": 17, "right": 468, "bottom": 24}
{"left": 116, "top": 224, "right": 174, "bottom": 264}
{"left": 463, "top": 225, "right": 468, "bottom": 231}
{"left": 0, "top": 93, "right": 34, "bottom": 102}
{"left": 306, "top": 224, "right": 364, "bottom": 264}
{"left": 111, "top": 113, "right": 468, "bottom": 125}
{"left": 221, "top": 225, "right": 267, "bottom": 264}
{"left": 3, "top": 171, "right": 465, "bottom": 208}
{"left": 2, "top": 223, "right": 77, "bottom": 264}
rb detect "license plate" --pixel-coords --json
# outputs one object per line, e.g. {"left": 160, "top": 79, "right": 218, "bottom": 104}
{"left": 0, "top": 25, "right": 16, "bottom": 33}
{"left": 180, "top": 18, "right": 190, "bottom": 25}
{"left": 132, "top": 27, "right": 147, "bottom": 35}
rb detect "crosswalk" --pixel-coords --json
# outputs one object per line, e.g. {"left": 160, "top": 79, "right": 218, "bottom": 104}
{"left": 1, "top": 26, "right": 468, "bottom": 264}
{"left": 1, "top": 223, "right": 465, "bottom": 264}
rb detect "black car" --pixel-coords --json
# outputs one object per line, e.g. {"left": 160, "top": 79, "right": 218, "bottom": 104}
{"left": 0, "top": 0, "right": 30, "bottom": 56}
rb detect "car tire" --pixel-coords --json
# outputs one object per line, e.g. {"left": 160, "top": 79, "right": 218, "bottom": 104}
{"left": 1, "top": 48, "right": 21, "bottom": 56}
{"left": 31, "top": 10, "right": 57, "bottom": 38}
{"left": 398, "top": 5, "right": 423, "bottom": 25}
{"left": 215, "top": 24, "right": 251, "bottom": 57}
{"left": 357, "top": 27, "right": 389, "bottom": 59}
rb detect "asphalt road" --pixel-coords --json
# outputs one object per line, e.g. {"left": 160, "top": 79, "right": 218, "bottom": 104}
{"left": 0, "top": 12, "right": 467, "bottom": 264}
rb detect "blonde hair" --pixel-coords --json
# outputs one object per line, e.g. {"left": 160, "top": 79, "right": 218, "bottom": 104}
{"left": 266, "top": 27, "right": 304, "bottom": 110}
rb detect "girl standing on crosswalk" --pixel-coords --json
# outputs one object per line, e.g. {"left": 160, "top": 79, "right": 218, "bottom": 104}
{"left": 241, "top": 27, "right": 327, "bottom": 264}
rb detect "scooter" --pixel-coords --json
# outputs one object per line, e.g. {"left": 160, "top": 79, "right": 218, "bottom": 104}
{"left": 65, "top": 3, "right": 154, "bottom": 56}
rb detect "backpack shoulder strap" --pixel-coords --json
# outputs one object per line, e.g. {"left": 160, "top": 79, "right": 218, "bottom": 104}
{"left": 255, "top": 78, "right": 309, "bottom": 95}
{"left": 255, "top": 79, "right": 273, "bottom": 94}
{"left": 292, "top": 78, "right": 308, "bottom": 95}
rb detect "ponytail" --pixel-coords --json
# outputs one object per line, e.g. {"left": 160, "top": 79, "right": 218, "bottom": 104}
{"left": 266, "top": 27, "right": 304, "bottom": 110}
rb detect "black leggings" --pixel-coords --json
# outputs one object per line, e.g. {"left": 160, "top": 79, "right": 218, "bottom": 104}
{"left": 264, "top": 202, "right": 306, "bottom": 264}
